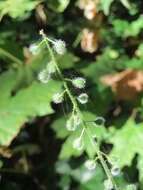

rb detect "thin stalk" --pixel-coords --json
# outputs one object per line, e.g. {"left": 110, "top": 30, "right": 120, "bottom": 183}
{"left": 0, "top": 48, "right": 23, "bottom": 65}
{"left": 42, "top": 34, "right": 118, "bottom": 190}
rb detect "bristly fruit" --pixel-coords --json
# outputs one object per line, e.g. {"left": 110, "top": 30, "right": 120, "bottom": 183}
{"left": 85, "top": 159, "right": 96, "bottom": 170}
{"left": 72, "top": 77, "right": 86, "bottom": 89}
{"left": 53, "top": 39, "right": 66, "bottom": 55}
{"left": 38, "top": 69, "right": 50, "bottom": 83}
{"left": 52, "top": 92, "right": 64, "bottom": 104}
{"left": 77, "top": 93, "right": 88, "bottom": 104}
{"left": 66, "top": 114, "right": 81, "bottom": 131}
{"left": 72, "top": 137, "right": 84, "bottom": 150}
{"left": 46, "top": 61, "right": 56, "bottom": 74}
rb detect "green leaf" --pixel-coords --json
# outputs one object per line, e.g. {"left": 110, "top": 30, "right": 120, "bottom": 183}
{"left": 47, "top": 0, "right": 70, "bottom": 13}
{"left": 0, "top": 0, "right": 40, "bottom": 20}
{"left": 120, "top": 0, "right": 131, "bottom": 9}
{"left": 109, "top": 119, "right": 143, "bottom": 168}
{"left": 99, "top": 0, "right": 114, "bottom": 15}
{"left": 0, "top": 70, "right": 62, "bottom": 147}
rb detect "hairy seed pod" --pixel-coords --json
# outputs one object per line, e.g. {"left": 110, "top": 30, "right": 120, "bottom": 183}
{"left": 72, "top": 137, "right": 84, "bottom": 150}
{"left": 38, "top": 69, "right": 50, "bottom": 83}
{"left": 72, "top": 77, "right": 86, "bottom": 89}
{"left": 111, "top": 165, "right": 120, "bottom": 176}
{"left": 53, "top": 39, "right": 66, "bottom": 55}
{"left": 46, "top": 61, "right": 56, "bottom": 74}
{"left": 52, "top": 92, "right": 64, "bottom": 104}
{"left": 77, "top": 93, "right": 88, "bottom": 104}
{"left": 85, "top": 159, "right": 96, "bottom": 170}
{"left": 66, "top": 114, "right": 81, "bottom": 131}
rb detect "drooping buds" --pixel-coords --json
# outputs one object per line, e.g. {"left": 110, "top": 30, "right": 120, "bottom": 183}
{"left": 85, "top": 159, "right": 96, "bottom": 170}
{"left": 38, "top": 69, "right": 50, "bottom": 83}
{"left": 77, "top": 93, "right": 88, "bottom": 104}
{"left": 111, "top": 165, "right": 120, "bottom": 176}
{"left": 29, "top": 43, "right": 40, "bottom": 55}
{"left": 46, "top": 61, "right": 56, "bottom": 74}
{"left": 53, "top": 39, "right": 66, "bottom": 55}
{"left": 72, "top": 137, "right": 84, "bottom": 151}
{"left": 52, "top": 92, "right": 64, "bottom": 104}
{"left": 72, "top": 77, "right": 86, "bottom": 89}
{"left": 66, "top": 113, "right": 81, "bottom": 131}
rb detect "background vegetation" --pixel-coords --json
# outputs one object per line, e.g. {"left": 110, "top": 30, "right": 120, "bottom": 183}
{"left": 0, "top": 0, "right": 143, "bottom": 189}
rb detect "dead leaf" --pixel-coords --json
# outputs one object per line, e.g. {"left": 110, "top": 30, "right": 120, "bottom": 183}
{"left": 100, "top": 69, "right": 143, "bottom": 100}
{"left": 81, "top": 28, "right": 99, "bottom": 53}
{"left": 78, "top": 0, "right": 98, "bottom": 20}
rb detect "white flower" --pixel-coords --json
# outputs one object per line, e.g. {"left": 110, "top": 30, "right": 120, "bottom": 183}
{"left": 85, "top": 160, "right": 96, "bottom": 170}
{"left": 53, "top": 39, "right": 66, "bottom": 55}
{"left": 38, "top": 69, "right": 50, "bottom": 83}
{"left": 72, "top": 137, "right": 84, "bottom": 150}
{"left": 29, "top": 43, "right": 40, "bottom": 55}
{"left": 72, "top": 77, "right": 86, "bottom": 89}
{"left": 77, "top": 93, "right": 88, "bottom": 104}
{"left": 53, "top": 92, "right": 64, "bottom": 104}
{"left": 66, "top": 114, "right": 81, "bottom": 131}
{"left": 111, "top": 165, "right": 120, "bottom": 176}
{"left": 46, "top": 61, "right": 56, "bottom": 74}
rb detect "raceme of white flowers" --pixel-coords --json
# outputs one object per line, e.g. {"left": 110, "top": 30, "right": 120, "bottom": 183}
{"left": 77, "top": 93, "right": 88, "bottom": 104}
{"left": 85, "top": 159, "right": 96, "bottom": 170}
{"left": 72, "top": 77, "right": 86, "bottom": 89}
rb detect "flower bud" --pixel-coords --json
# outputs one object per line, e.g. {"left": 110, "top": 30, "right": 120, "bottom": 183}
{"left": 111, "top": 165, "right": 120, "bottom": 176}
{"left": 46, "top": 61, "right": 56, "bottom": 74}
{"left": 85, "top": 159, "right": 96, "bottom": 170}
{"left": 104, "top": 179, "right": 113, "bottom": 190}
{"left": 72, "top": 137, "right": 84, "bottom": 151}
{"left": 53, "top": 39, "right": 66, "bottom": 55}
{"left": 52, "top": 92, "right": 64, "bottom": 104}
{"left": 66, "top": 114, "right": 81, "bottom": 131}
{"left": 77, "top": 93, "right": 88, "bottom": 104}
{"left": 38, "top": 69, "right": 50, "bottom": 83}
{"left": 29, "top": 43, "right": 40, "bottom": 55}
{"left": 72, "top": 77, "right": 86, "bottom": 89}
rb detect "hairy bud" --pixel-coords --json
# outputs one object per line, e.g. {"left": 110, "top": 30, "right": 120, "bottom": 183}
{"left": 85, "top": 159, "right": 96, "bottom": 170}
{"left": 53, "top": 39, "right": 66, "bottom": 55}
{"left": 38, "top": 69, "right": 50, "bottom": 83}
{"left": 77, "top": 93, "right": 88, "bottom": 104}
{"left": 72, "top": 77, "right": 86, "bottom": 89}
{"left": 72, "top": 137, "right": 84, "bottom": 150}
{"left": 52, "top": 92, "right": 64, "bottom": 104}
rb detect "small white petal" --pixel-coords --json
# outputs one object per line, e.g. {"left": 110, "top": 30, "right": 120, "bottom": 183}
{"left": 85, "top": 160, "right": 96, "bottom": 170}
{"left": 72, "top": 77, "right": 86, "bottom": 89}
{"left": 72, "top": 137, "right": 84, "bottom": 150}
{"left": 38, "top": 69, "right": 50, "bottom": 83}
{"left": 53, "top": 92, "right": 64, "bottom": 104}
{"left": 111, "top": 165, "right": 120, "bottom": 176}
{"left": 53, "top": 39, "right": 66, "bottom": 55}
{"left": 77, "top": 93, "right": 88, "bottom": 104}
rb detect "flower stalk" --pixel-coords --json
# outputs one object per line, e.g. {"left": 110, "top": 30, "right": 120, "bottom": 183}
{"left": 40, "top": 30, "right": 118, "bottom": 190}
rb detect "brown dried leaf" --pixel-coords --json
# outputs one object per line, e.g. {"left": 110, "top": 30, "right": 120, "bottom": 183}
{"left": 78, "top": 0, "right": 98, "bottom": 20}
{"left": 100, "top": 69, "right": 143, "bottom": 100}
{"left": 81, "top": 28, "right": 99, "bottom": 53}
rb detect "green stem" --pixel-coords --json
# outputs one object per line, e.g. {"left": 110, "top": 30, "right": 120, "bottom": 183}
{"left": 0, "top": 48, "right": 23, "bottom": 65}
{"left": 42, "top": 34, "right": 118, "bottom": 190}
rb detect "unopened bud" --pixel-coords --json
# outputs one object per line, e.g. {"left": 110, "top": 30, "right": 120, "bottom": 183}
{"left": 72, "top": 77, "right": 86, "bottom": 89}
